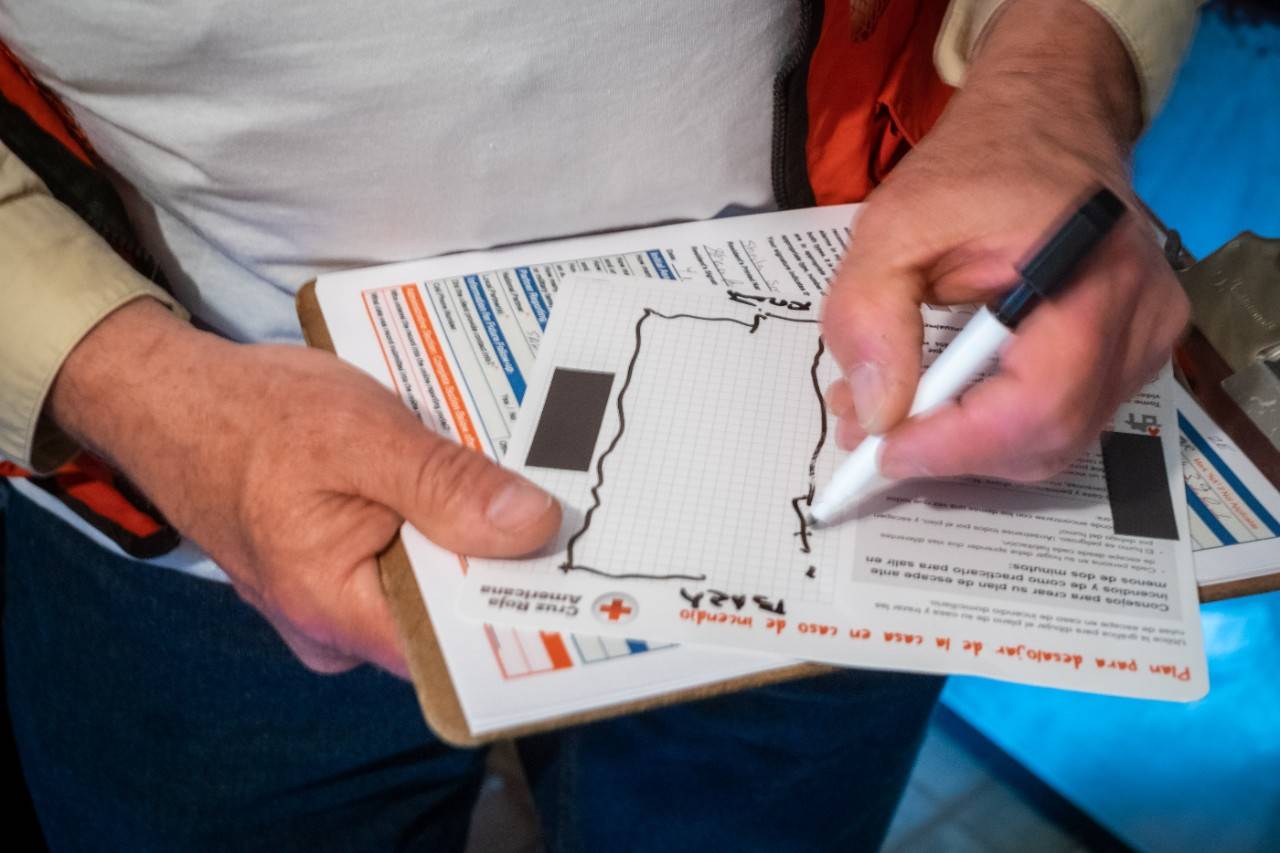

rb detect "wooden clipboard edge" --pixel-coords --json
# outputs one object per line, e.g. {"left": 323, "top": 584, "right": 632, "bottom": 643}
{"left": 1198, "top": 574, "right": 1280, "bottom": 604}
{"left": 377, "top": 536, "right": 481, "bottom": 746}
{"left": 296, "top": 280, "right": 335, "bottom": 351}
{"left": 298, "top": 281, "right": 829, "bottom": 746}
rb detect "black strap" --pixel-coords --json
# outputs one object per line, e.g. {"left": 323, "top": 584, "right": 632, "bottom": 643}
{"left": 771, "top": 0, "right": 824, "bottom": 210}
{"left": 0, "top": 95, "right": 169, "bottom": 288}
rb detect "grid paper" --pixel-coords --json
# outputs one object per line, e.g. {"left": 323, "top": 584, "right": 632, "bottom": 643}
{"left": 506, "top": 279, "right": 852, "bottom": 606}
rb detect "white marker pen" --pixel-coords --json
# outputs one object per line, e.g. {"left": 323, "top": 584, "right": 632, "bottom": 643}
{"left": 808, "top": 187, "right": 1126, "bottom": 526}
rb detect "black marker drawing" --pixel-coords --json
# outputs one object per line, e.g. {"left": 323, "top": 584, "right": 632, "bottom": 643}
{"left": 559, "top": 290, "right": 829, "bottom": 582}
{"left": 790, "top": 336, "right": 827, "bottom": 555}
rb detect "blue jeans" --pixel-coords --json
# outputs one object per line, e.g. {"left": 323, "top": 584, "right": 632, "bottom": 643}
{"left": 2, "top": 485, "right": 942, "bottom": 851}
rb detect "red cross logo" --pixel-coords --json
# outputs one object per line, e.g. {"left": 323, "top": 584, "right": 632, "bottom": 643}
{"left": 599, "top": 598, "right": 632, "bottom": 621}
{"left": 593, "top": 593, "right": 638, "bottom": 625}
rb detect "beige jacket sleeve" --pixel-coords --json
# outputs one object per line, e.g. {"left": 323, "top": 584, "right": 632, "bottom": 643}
{"left": 0, "top": 140, "right": 187, "bottom": 474}
{"left": 936, "top": 0, "right": 1202, "bottom": 121}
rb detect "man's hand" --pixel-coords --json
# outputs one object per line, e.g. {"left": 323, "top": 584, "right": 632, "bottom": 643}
{"left": 49, "top": 298, "right": 561, "bottom": 676}
{"left": 822, "top": 0, "right": 1189, "bottom": 482}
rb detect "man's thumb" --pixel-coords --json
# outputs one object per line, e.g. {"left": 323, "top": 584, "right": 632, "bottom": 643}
{"left": 387, "top": 431, "right": 562, "bottom": 557}
{"left": 821, "top": 259, "right": 925, "bottom": 435}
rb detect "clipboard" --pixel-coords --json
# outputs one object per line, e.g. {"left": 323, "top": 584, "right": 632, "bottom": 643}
{"left": 297, "top": 276, "right": 1279, "bottom": 745}
{"left": 297, "top": 281, "right": 828, "bottom": 746}
{"left": 1177, "top": 325, "right": 1280, "bottom": 603}
{"left": 1157, "top": 219, "right": 1280, "bottom": 603}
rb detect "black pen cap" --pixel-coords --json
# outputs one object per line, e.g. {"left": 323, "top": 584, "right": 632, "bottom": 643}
{"left": 1022, "top": 187, "right": 1125, "bottom": 297}
{"left": 990, "top": 187, "right": 1127, "bottom": 328}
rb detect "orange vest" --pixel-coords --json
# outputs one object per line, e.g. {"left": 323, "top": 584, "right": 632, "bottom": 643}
{"left": 807, "top": 0, "right": 953, "bottom": 203}
{"left": 0, "top": 0, "right": 953, "bottom": 557}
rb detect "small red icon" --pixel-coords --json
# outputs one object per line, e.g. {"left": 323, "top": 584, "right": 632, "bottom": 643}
{"left": 592, "top": 593, "right": 638, "bottom": 625}
{"left": 599, "top": 598, "right": 632, "bottom": 621}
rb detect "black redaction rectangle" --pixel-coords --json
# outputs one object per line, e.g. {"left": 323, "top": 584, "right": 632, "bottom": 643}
{"left": 525, "top": 368, "right": 615, "bottom": 472}
{"left": 1100, "top": 431, "right": 1180, "bottom": 540}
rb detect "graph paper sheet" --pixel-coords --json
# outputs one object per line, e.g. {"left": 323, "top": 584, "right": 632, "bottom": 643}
{"left": 459, "top": 275, "right": 1209, "bottom": 702}
{"left": 313, "top": 205, "right": 865, "bottom": 734}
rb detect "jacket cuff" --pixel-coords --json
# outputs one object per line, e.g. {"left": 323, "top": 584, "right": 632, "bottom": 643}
{"left": 935, "top": 0, "right": 1201, "bottom": 122}
{"left": 1, "top": 149, "right": 187, "bottom": 473}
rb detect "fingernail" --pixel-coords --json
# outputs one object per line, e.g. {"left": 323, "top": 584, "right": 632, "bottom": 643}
{"left": 836, "top": 416, "right": 865, "bottom": 451}
{"left": 825, "top": 380, "right": 854, "bottom": 418}
{"left": 849, "top": 363, "right": 886, "bottom": 434}
{"left": 486, "top": 481, "right": 553, "bottom": 532}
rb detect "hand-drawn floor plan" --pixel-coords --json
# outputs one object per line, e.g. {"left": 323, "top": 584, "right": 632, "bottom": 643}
{"left": 518, "top": 283, "right": 847, "bottom": 609}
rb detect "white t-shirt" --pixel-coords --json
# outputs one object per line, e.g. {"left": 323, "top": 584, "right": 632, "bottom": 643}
{"left": 0, "top": 1, "right": 796, "bottom": 575}
{"left": 2, "top": 1, "right": 794, "bottom": 342}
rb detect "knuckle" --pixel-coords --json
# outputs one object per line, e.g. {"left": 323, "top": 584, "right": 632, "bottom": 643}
{"left": 1041, "top": 408, "right": 1090, "bottom": 458}
{"left": 1110, "top": 244, "right": 1147, "bottom": 285}
{"left": 1020, "top": 459, "right": 1064, "bottom": 483}
{"left": 1002, "top": 448, "right": 1072, "bottom": 483}
{"left": 1166, "top": 285, "right": 1191, "bottom": 332}
{"left": 412, "top": 438, "right": 487, "bottom": 516}
{"left": 977, "top": 397, "right": 1085, "bottom": 482}
{"left": 1014, "top": 382, "right": 1087, "bottom": 453}
{"left": 272, "top": 587, "right": 336, "bottom": 650}
{"left": 1033, "top": 450, "right": 1075, "bottom": 481}
{"left": 820, "top": 281, "right": 868, "bottom": 333}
